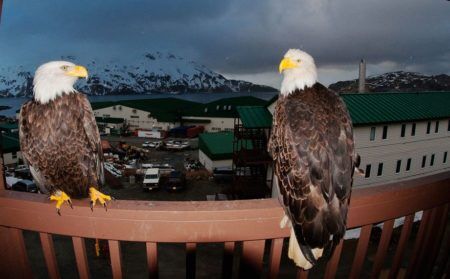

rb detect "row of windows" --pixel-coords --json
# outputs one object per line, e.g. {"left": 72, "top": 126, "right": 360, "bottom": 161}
{"left": 364, "top": 151, "right": 448, "bottom": 178}
{"left": 369, "top": 120, "right": 450, "bottom": 141}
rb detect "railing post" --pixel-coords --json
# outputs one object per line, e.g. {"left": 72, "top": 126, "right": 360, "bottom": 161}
{"left": 0, "top": 227, "right": 32, "bottom": 278}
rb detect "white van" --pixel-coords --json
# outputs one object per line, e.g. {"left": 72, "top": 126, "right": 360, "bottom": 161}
{"left": 143, "top": 168, "right": 160, "bottom": 191}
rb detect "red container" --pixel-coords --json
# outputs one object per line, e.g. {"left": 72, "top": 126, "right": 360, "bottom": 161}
{"left": 186, "top": 125, "right": 205, "bottom": 138}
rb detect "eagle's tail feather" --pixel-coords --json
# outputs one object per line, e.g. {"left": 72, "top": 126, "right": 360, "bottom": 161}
{"left": 288, "top": 228, "right": 323, "bottom": 270}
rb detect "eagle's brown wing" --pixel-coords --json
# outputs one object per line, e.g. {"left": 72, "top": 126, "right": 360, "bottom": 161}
{"left": 19, "top": 93, "right": 103, "bottom": 198}
{"left": 269, "top": 83, "right": 355, "bottom": 263}
{"left": 77, "top": 93, "right": 105, "bottom": 188}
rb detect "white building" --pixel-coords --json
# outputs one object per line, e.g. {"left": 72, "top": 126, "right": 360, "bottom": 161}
{"left": 1, "top": 133, "right": 22, "bottom": 166}
{"left": 268, "top": 91, "right": 450, "bottom": 189}
{"left": 91, "top": 96, "right": 269, "bottom": 133}
{"left": 198, "top": 132, "right": 235, "bottom": 171}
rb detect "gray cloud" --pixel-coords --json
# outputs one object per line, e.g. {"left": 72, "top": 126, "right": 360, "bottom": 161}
{"left": 0, "top": 0, "right": 449, "bottom": 87}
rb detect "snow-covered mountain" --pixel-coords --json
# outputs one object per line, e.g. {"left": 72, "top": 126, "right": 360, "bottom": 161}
{"left": 329, "top": 71, "right": 450, "bottom": 93}
{"left": 0, "top": 52, "right": 276, "bottom": 97}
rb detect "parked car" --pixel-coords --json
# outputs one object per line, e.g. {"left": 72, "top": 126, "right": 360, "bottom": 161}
{"left": 163, "top": 171, "right": 186, "bottom": 191}
{"left": 12, "top": 180, "right": 39, "bottom": 193}
{"left": 141, "top": 163, "right": 175, "bottom": 176}
{"left": 142, "top": 141, "right": 151, "bottom": 148}
{"left": 212, "top": 167, "right": 234, "bottom": 183}
{"left": 143, "top": 168, "right": 160, "bottom": 191}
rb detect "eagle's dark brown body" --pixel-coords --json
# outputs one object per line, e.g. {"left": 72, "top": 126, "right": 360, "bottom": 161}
{"left": 269, "top": 83, "right": 356, "bottom": 264}
{"left": 19, "top": 92, "right": 103, "bottom": 198}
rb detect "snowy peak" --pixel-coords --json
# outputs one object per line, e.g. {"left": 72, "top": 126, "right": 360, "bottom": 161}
{"left": 329, "top": 71, "right": 450, "bottom": 93}
{"left": 0, "top": 52, "right": 276, "bottom": 97}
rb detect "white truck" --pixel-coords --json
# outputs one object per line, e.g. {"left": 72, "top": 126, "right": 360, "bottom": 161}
{"left": 143, "top": 168, "right": 160, "bottom": 191}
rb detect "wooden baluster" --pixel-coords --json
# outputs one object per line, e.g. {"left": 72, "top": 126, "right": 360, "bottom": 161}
{"left": 296, "top": 269, "right": 309, "bottom": 279}
{"left": 349, "top": 225, "right": 372, "bottom": 279}
{"left": 405, "top": 210, "right": 431, "bottom": 278}
{"left": 222, "top": 242, "right": 235, "bottom": 279}
{"left": 186, "top": 243, "right": 196, "bottom": 279}
{"left": 324, "top": 239, "right": 344, "bottom": 279}
{"left": 388, "top": 214, "right": 414, "bottom": 279}
{"left": 424, "top": 204, "right": 449, "bottom": 275}
{"left": 108, "top": 240, "right": 123, "bottom": 279}
{"left": 40, "top": 232, "right": 60, "bottom": 279}
{"left": 239, "top": 240, "right": 265, "bottom": 278}
{"left": 371, "top": 219, "right": 395, "bottom": 279}
{"left": 268, "top": 238, "right": 284, "bottom": 279}
{"left": 72, "top": 236, "right": 90, "bottom": 278}
{"left": 146, "top": 242, "right": 158, "bottom": 279}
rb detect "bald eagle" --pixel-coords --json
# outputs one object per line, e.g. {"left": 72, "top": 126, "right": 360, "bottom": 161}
{"left": 19, "top": 61, "right": 111, "bottom": 214}
{"left": 269, "top": 50, "right": 360, "bottom": 269}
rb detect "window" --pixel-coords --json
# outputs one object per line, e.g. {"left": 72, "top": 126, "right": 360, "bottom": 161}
{"left": 406, "top": 158, "right": 412, "bottom": 171}
{"left": 370, "top": 127, "right": 376, "bottom": 141}
{"left": 444, "top": 152, "right": 448, "bottom": 164}
{"left": 103, "top": 114, "right": 110, "bottom": 118}
{"left": 382, "top": 126, "right": 388, "bottom": 139}
{"left": 448, "top": 120, "right": 450, "bottom": 131}
{"left": 421, "top": 156, "right": 427, "bottom": 168}
{"left": 430, "top": 154, "right": 435, "bottom": 166}
{"left": 377, "top": 163, "right": 383, "bottom": 176}
{"left": 130, "top": 115, "right": 139, "bottom": 118}
{"left": 365, "top": 164, "right": 371, "bottom": 178}
{"left": 411, "top": 123, "right": 416, "bottom": 136}
{"left": 426, "top": 121, "right": 431, "bottom": 134}
{"left": 401, "top": 124, "right": 406, "bottom": 137}
{"left": 396, "top": 160, "right": 401, "bottom": 173}
{"left": 12, "top": 152, "right": 17, "bottom": 159}
{"left": 435, "top": 121, "right": 439, "bottom": 133}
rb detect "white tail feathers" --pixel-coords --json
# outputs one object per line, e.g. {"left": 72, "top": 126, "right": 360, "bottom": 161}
{"left": 288, "top": 228, "right": 323, "bottom": 270}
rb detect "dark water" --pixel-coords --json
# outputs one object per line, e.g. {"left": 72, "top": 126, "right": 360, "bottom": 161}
{"left": 0, "top": 92, "right": 278, "bottom": 117}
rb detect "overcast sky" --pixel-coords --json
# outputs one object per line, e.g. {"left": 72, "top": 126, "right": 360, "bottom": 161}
{"left": 0, "top": 0, "right": 449, "bottom": 87}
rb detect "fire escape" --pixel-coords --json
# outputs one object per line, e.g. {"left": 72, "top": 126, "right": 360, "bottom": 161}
{"left": 232, "top": 106, "right": 273, "bottom": 198}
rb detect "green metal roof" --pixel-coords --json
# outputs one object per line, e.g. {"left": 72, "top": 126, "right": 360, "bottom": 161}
{"left": 236, "top": 106, "right": 273, "bottom": 128}
{"left": 91, "top": 98, "right": 202, "bottom": 122}
{"left": 199, "top": 132, "right": 253, "bottom": 160}
{"left": 184, "top": 96, "right": 268, "bottom": 118}
{"left": 95, "top": 117, "right": 125, "bottom": 124}
{"left": 1, "top": 133, "right": 20, "bottom": 153}
{"left": 199, "top": 132, "right": 235, "bottom": 160}
{"left": 341, "top": 92, "right": 450, "bottom": 125}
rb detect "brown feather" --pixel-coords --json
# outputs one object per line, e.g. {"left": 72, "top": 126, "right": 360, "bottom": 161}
{"left": 269, "top": 83, "right": 356, "bottom": 265}
{"left": 19, "top": 92, "right": 104, "bottom": 198}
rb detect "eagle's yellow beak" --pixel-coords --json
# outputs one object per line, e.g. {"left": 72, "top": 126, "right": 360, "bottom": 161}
{"left": 279, "top": 58, "right": 298, "bottom": 73}
{"left": 66, "top": 65, "right": 88, "bottom": 78}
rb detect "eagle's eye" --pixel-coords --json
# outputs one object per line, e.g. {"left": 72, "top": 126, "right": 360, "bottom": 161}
{"left": 60, "top": 65, "right": 69, "bottom": 71}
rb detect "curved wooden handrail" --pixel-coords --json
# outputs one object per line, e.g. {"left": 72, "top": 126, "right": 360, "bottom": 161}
{"left": 0, "top": 172, "right": 449, "bottom": 243}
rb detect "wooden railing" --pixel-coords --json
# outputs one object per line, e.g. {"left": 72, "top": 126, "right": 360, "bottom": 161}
{"left": 0, "top": 170, "right": 449, "bottom": 278}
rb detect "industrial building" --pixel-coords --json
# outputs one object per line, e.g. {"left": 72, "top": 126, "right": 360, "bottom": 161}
{"left": 197, "top": 92, "right": 450, "bottom": 192}
{"left": 91, "top": 96, "right": 269, "bottom": 133}
{"left": 0, "top": 132, "right": 21, "bottom": 166}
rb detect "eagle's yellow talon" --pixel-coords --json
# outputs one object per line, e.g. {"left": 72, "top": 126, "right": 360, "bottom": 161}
{"left": 89, "top": 187, "right": 112, "bottom": 211}
{"left": 49, "top": 191, "right": 72, "bottom": 215}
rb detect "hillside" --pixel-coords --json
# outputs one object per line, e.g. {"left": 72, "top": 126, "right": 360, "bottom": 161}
{"left": 329, "top": 71, "right": 450, "bottom": 93}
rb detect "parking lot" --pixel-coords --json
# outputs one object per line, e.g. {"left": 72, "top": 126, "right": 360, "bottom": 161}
{"left": 101, "top": 135, "right": 229, "bottom": 202}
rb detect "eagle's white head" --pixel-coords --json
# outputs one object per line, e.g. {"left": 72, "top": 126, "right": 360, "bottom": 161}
{"left": 279, "top": 49, "right": 318, "bottom": 96}
{"left": 33, "top": 61, "right": 88, "bottom": 104}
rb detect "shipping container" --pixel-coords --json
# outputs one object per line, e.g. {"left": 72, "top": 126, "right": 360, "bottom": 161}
{"left": 186, "top": 125, "right": 205, "bottom": 138}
